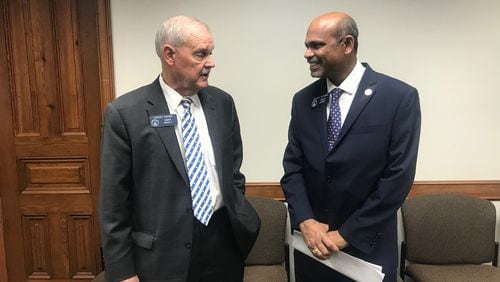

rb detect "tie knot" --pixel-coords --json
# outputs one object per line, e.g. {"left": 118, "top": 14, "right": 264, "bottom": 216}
{"left": 181, "top": 98, "right": 192, "bottom": 110}
{"left": 331, "top": 88, "right": 343, "bottom": 100}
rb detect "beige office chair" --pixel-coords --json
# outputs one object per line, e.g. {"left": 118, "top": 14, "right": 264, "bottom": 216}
{"left": 244, "top": 195, "right": 288, "bottom": 282}
{"left": 93, "top": 195, "right": 288, "bottom": 282}
{"left": 400, "top": 193, "right": 500, "bottom": 282}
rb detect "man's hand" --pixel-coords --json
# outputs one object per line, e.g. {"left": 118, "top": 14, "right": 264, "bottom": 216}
{"left": 326, "top": 230, "right": 349, "bottom": 251}
{"left": 121, "top": 275, "right": 139, "bottom": 282}
{"left": 299, "top": 219, "right": 337, "bottom": 259}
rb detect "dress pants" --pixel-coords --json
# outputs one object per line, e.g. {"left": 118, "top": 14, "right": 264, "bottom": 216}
{"left": 187, "top": 207, "right": 244, "bottom": 282}
{"left": 295, "top": 250, "right": 354, "bottom": 282}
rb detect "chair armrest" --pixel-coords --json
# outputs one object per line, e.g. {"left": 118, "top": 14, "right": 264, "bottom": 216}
{"left": 285, "top": 243, "right": 290, "bottom": 282}
{"left": 494, "top": 241, "right": 499, "bottom": 267}
{"left": 400, "top": 241, "right": 407, "bottom": 279}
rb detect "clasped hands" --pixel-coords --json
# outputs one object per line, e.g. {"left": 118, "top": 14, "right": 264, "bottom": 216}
{"left": 299, "top": 218, "right": 349, "bottom": 260}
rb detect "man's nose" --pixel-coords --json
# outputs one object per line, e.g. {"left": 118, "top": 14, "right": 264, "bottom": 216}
{"left": 304, "top": 48, "right": 313, "bottom": 59}
{"left": 206, "top": 56, "right": 215, "bottom": 68}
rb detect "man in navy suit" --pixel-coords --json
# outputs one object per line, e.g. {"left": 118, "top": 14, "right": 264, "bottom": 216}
{"left": 281, "top": 12, "right": 421, "bottom": 281}
{"left": 100, "top": 16, "right": 260, "bottom": 282}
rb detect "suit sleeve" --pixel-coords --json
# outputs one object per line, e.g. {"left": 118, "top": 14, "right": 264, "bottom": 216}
{"left": 339, "top": 88, "right": 421, "bottom": 254}
{"left": 99, "top": 103, "right": 136, "bottom": 281}
{"left": 281, "top": 97, "right": 315, "bottom": 228}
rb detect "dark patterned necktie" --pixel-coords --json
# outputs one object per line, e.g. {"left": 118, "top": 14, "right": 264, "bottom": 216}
{"left": 327, "top": 88, "right": 343, "bottom": 151}
{"left": 180, "top": 98, "right": 214, "bottom": 225}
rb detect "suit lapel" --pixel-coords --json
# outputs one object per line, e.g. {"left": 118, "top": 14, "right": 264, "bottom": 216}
{"left": 310, "top": 80, "right": 330, "bottom": 156}
{"left": 198, "top": 90, "right": 224, "bottom": 186}
{"left": 331, "top": 65, "right": 378, "bottom": 151}
{"left": 145, "top": 81, "right": 189, "bottom": 185}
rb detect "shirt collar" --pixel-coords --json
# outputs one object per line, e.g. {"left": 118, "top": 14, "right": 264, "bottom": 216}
{"left": 327, "top": 60, "right": 366, "bottom": 95}
{"left": 158, "top": 75, "right": 201, "bottom": 110}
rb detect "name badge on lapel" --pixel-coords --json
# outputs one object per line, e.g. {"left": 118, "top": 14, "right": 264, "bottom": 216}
{"left": 311, "top": 93, "right": 329, "bottom": 108}
{"left": 149, "top": 114, "right": 178, "bottom": 128}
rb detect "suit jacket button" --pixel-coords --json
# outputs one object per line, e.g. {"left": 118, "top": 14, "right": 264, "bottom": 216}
{"left": 326, "top": 176, "right": 332, "bottom": 183}
{"left": 184, "top": 242, "right": 192, "bottom": 249}
{"left": 186, "top": 208, "right": 193, "bottom": 214}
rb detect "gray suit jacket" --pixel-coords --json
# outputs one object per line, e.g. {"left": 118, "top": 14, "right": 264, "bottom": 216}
{"left": 99, "top": 78, "right": 260, "bottom": 282}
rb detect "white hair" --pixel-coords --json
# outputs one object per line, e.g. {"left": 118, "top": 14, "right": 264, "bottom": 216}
{"left": 154, "top": 16, "right": 210, "bottom": 58}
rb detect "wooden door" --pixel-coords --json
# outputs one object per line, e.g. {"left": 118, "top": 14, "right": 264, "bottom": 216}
{"left": 0, "top": 0, "right": 114, "bottom": 280}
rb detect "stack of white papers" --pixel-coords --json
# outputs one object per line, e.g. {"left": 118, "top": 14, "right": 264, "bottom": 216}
{"left": 292, "top": 231, "right": 385, "bottom": 282}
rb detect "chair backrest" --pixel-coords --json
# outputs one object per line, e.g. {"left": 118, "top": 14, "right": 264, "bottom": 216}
{"left": 245, "top": 196, "right": 287, "bottom": 266}
{"left": 402, "top": 193, "right": 496, "bottom": 264}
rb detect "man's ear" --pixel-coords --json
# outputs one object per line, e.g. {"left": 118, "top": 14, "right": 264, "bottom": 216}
{"left": 163, "top": 44, "right": 176, "bottom": 65}
{"left": 342, "top": 35, "right": 355, "bottom": 54}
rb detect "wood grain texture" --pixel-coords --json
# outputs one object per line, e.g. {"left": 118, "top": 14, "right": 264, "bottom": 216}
{"left": 68, "top": 214, "right": 96, "bottom": 279}
{"left": 17, "top": 157, "right": 90, "bottom": 194}
{"left": 22, "top": 214, "right": 51, "bottom": 279}
{"left": 0, "top": 0, "right": 113, "bottom": 280}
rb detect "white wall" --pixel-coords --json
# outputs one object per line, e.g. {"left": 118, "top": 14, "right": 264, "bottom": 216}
{"left": 110, "top": 0, "right": 500, "bottom": 182}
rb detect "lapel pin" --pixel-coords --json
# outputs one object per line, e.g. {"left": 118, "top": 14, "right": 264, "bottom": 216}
{"left": 364, "top": 88, "right": 373, "bottom": 96}
{"left": 311, "top": 99, "right": 318, "bottom": 108}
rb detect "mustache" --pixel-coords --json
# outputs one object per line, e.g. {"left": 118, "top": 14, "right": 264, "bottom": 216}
{"left": 201, "top": 69, "right": 211, "bottom": 76}
{"left": 307, "top": 58, "right": 319, "bottom": 64}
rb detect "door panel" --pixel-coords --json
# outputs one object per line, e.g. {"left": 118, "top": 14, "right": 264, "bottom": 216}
{"left": 0, "top": 0, "right": 114, "bottom": 280}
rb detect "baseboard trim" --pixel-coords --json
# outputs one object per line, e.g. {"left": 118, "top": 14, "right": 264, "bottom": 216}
{"left": 246, "top": 180, "right": 500, "bottom": 200}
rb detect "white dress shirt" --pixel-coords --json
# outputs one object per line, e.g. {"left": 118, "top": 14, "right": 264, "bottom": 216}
{"left": 159, "top": 76, "right": 223, "bottom": 210}
{"left": 326, "top": 60, "right": 366, "bottom": 125}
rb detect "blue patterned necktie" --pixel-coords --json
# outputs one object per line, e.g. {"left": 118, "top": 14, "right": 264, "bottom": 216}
{"left": 180, "top": 98, "right": 214, "bottom": 225}
{"left": 327, "top": 88, "right": 343, "bottom": 151}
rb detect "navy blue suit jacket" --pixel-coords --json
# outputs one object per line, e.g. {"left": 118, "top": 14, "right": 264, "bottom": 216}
{"left": 281, "top": 63, "right": 421, "bottom": 276}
